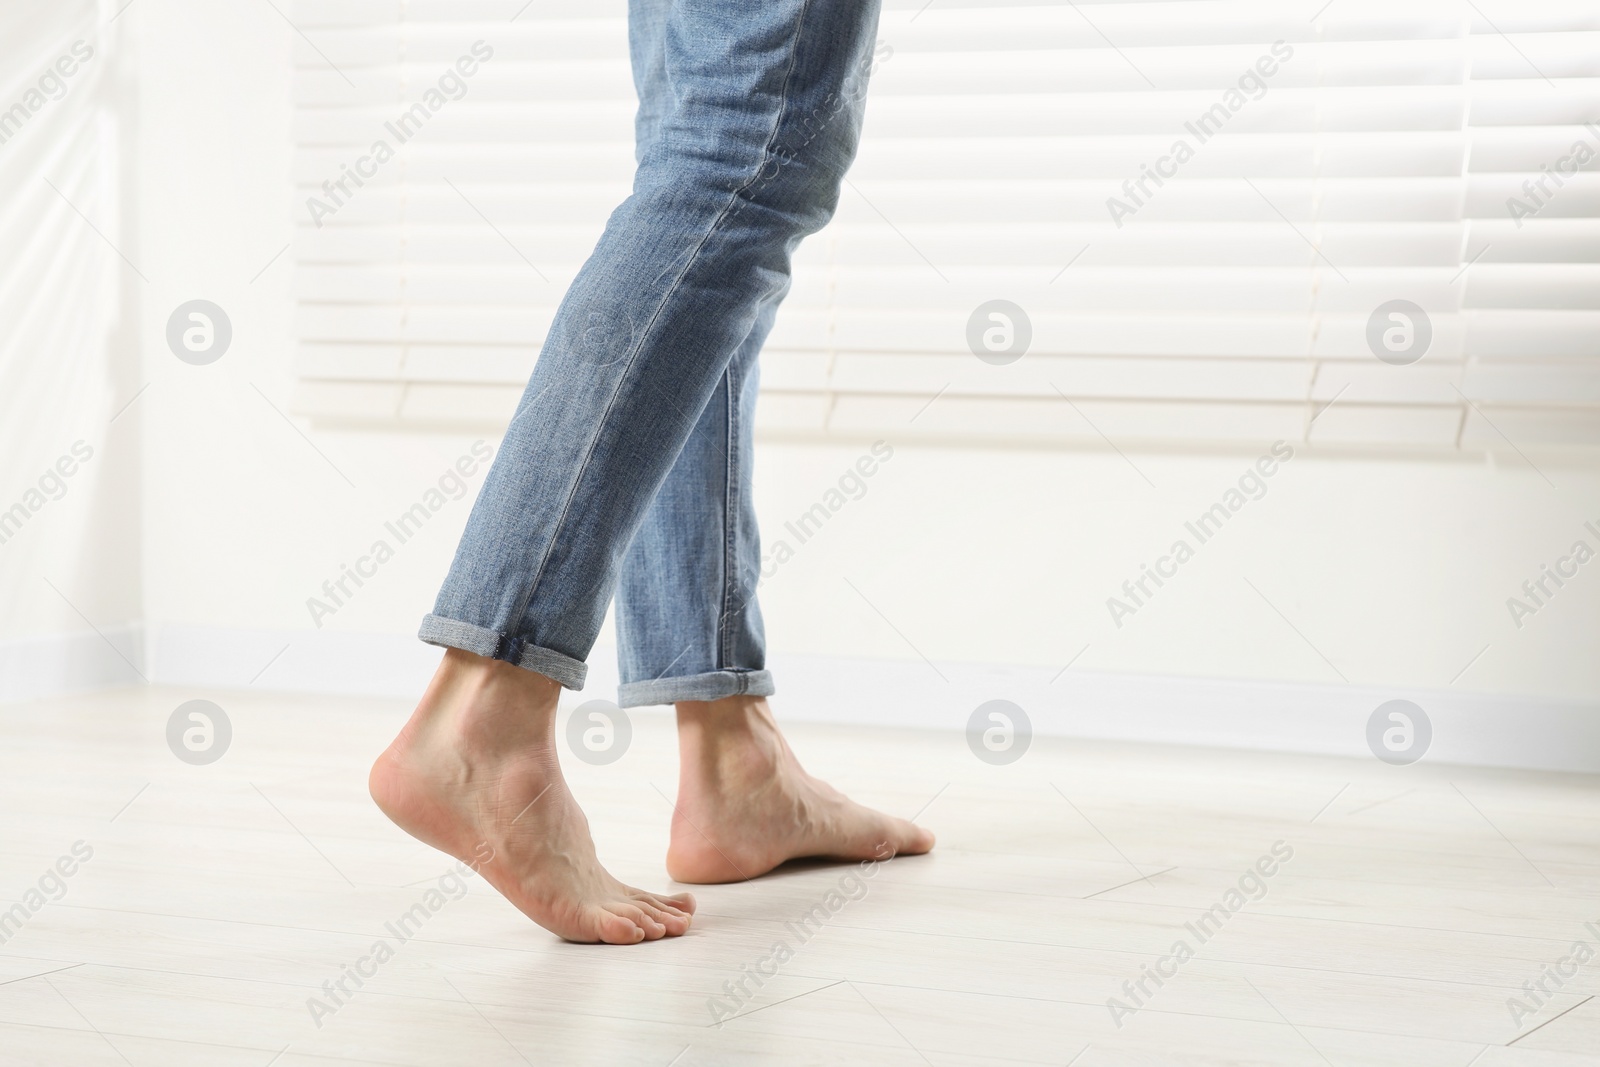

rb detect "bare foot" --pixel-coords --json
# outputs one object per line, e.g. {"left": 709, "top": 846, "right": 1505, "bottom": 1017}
{"left": 666, "top": 695, "right": 935, "bottom": 884}
{"left": 370, "top": 648, "right": 695, "bottom": 944}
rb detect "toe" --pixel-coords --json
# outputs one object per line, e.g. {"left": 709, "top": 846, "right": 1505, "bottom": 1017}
{"left": 880, "top": 820, "right": 932, "bottom": 858}
{"left": 593, "top": 907, "right": 647, "bottom": 945}
{"left": 634, "top": 891, "right": 693, "bottom": 921}
{"left": 848, "top": 813, "right": 934, "bottom": 863}
{"left": 608, "top": 901, "right": 666, "bottom": 941}
{"left": 633, "top": 897, "right": 692, "bottom": 936}
{"left": 900, "top": 820, "right": 935, "bottom": 854}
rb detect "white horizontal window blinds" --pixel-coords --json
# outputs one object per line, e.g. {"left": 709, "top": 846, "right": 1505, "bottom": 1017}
{"left": 291, "top": 1, "right": 1600, "bottom": 450}
{"left": 1460, "top": 3, "right": 1600, "bottom": 447}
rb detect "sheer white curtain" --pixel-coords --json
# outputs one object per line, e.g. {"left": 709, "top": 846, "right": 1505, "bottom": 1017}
{"left": 290, "top": 0, "right": 1600, "bottom": 448}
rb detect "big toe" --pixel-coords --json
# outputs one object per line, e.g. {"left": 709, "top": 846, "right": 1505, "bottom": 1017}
{"left": 876, "top": 815, "right": 934, "bottom": 858}
{"left": 590, "top": 906, "right": 648, "bottom": 945}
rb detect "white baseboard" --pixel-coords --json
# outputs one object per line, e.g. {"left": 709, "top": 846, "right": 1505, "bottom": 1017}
{"left": 146, "top": 622, "right": 448, "bottom": 700}
{"left": 0, "top": 623, "right": 145, "bottom": 704}
{"left": 7, "top": 623, "right": 1597, "bottom": 773}
{"left": 771, "top": 653, "right": 1600, "bottom": 774}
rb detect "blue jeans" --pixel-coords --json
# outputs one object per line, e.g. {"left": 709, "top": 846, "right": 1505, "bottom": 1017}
{"left": 419, "top": 0, "right": 883, "bottom": 706}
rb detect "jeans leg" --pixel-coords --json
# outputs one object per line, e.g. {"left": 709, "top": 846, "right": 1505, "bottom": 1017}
{"left": 614, "top": 291, "right": 778, "bottom": 708}
{"left": 627, "top": 0, "right": 672, "bottom": 163}
{"left": 420, "top": 0, "right": 884, "bottom": 690}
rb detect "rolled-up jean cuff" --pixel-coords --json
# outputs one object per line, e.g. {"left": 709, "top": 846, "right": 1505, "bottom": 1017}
{"left": 617, "top": 668, "right": 775, "bottom": 708}
{"left": 418, "top": 614, "right": 589, "bottom": 691}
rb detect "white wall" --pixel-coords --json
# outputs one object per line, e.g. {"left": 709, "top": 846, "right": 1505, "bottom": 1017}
{"left": 9, "top": 1, "right": 1596, "bottom": 747}
{"left": 755, "top": 440, "right": 1600, "bottom": 703}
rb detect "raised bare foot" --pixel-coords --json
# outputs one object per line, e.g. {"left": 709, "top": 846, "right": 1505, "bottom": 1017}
{"left": 666, "top": 695, "right": 935, "bottom": 884}
{"left": 370, "top": 648, "right": 695, "bottom": 944}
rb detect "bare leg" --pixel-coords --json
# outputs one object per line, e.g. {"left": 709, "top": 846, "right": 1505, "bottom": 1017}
{"left": 370, "top": 649, "right": 695, "bottom": 944}
{"left": 667, "top": 695, "right": 935, "bottom": 884}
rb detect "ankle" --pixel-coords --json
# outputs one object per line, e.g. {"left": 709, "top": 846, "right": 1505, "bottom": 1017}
{"left": 419, "top": 648, "right": 562, "bottom": 750}
{"left": 676, "top": 696, "right": 786, "bottom": 787}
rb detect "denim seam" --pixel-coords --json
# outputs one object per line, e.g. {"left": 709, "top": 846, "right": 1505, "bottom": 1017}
{"left": 499, "top": 2, "right": 816, "bottom": 654}
{"left": 719, "top": 363, "right": 737, "bottom": 670}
